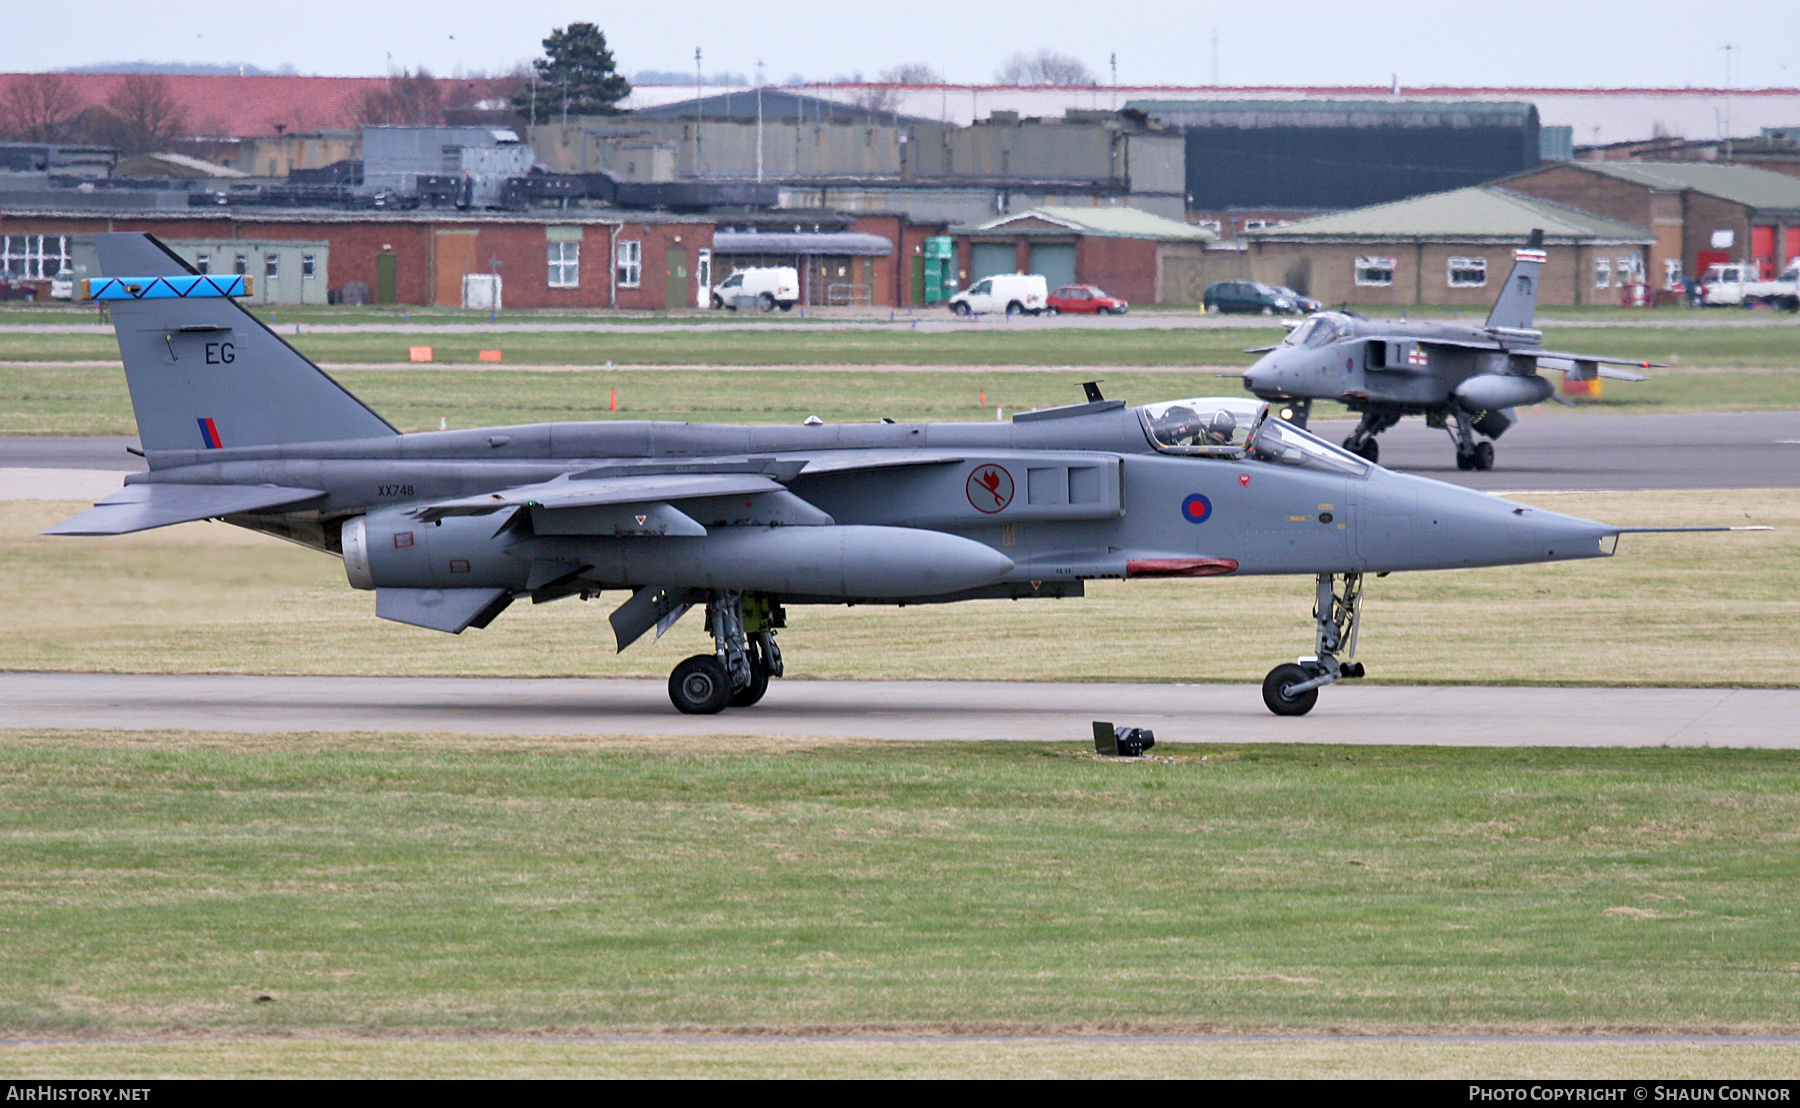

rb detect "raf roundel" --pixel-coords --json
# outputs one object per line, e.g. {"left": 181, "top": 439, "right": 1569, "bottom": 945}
{"left": 1181, "top": 493, "right": 1213, "bottom": 524}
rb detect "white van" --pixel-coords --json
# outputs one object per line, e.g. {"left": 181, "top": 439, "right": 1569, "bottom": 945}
{"left": 947, "top": 272, "right": 1048, "bottom": 316}
{"left": 711, "top": 266, "right": 800, "bottom": 311}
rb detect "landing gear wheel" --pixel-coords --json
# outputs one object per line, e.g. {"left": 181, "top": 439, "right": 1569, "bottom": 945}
{"left": 670, "top": 655, "right": 733, "bottom": 715}
{"left": 1472, "top": 441, "right": 1494, "bottom": 471}
{"left": 1262, "top": 663, "right": 1320, "bottom": 717}
{"left": 1455, "top": 450, "right": 1475, "bottom": 471}
{"left": 729, "top": 644, "right": 771, "bottom": 707}
{"left": 1342, "top": 436, "right": 1378, "bottom": 464}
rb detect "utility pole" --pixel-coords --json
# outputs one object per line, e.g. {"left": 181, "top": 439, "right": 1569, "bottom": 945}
{"left": 695, "top": 47, "right": 703, "bottom": 177}
{"left": 1722, "top": 43, "right": 1738, "bottom": 159}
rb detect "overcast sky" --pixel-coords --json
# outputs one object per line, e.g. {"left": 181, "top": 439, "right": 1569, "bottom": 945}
{"left": 4, "top": 0, "right": 1795, "bottom": 90}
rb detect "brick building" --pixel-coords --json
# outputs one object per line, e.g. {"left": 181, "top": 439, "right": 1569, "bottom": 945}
{"left": 1241, "top": 186, "right": 1654, "bottom": 308}
{"left": 1498, "top": 161, "right": 1800, "bottom": 286}
{"left": 952, "top": 206, "right": 1216, "bottom": 305}
{"left": 0, "top": 209, "right": 715, "bottom": 309}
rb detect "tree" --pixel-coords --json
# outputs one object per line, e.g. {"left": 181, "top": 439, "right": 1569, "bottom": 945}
{"left": 0, "top": 72, "right": 84, "bottom": 142}
{"left": 105, "top": 73, "right": 189, "bottom": 155}
{"left": 995, "top": 50, "right": 1094, "bottom": 86}
{"left": 880, "top": 63, "right": 941, "bottom": 85}
{"left": 356, "top": 69, "right": 446, "bottom": 127}
{"left": 511, "top": 22, "right": 631, "bottom": 123}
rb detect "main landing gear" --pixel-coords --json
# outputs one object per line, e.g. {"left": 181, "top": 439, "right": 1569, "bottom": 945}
{"left": 1446, "top": 408, "right": 1496, "bottom": 471}
{"left": 1341, "top": 411, "right": 1399, "bottom": 465}
{"left": 668, "top": 591, "right": 784, "bottom": 715}
{"left": 1262, "top": 572, "right": 1366, "bottom": 717}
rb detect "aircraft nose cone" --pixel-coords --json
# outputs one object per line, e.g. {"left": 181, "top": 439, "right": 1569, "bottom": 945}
{"left": 1243, "top": 354, "right": 1283, "bottom": 395}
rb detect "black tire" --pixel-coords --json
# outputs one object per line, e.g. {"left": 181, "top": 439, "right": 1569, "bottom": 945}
{"left": 1044, "top": 306, "right": 1059, "bottom": 316}
{"left": 729, "top": 648, "right": 771, "bottom": 708}
{"left": 778, "top": 301, "right": 794, "bottom": 312}
{"left": 1472, "top": 441, "right": 1495, "bottom": 471}
{"left": 1455, "top": 450, "right": 1474, "bottom": 471}
{"left": 710, "top": 294, "right": 724, "bottom": 309}
{"left": 1006, "top": 300, "right": 1025, "bottom": 316}
{"left": 670, "top": 655, "right": 733, "bottom": 715}
{"left": 1262, "top": 663, "right": 1319, "bottom": 717}
{"left": 951, "top": 302, "right": 971, "bottom": 317}
{"left": 759, "top": 293, "right": 776, "bottom": 313}
{"left": 1350, "top": 438, "right": 1379, "bottom": 464}
{"left": 1260, "top": 305, "right": 1274, "bottom": 316}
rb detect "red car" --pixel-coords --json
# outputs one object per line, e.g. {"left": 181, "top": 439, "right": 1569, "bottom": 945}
{"left": 1046, "top": 284, "right": 1128, "bottom": 315}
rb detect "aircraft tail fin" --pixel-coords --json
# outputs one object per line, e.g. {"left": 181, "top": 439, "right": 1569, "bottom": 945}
{"left": 93, "top": 233, "right": 396, "bottom": 460}
{"left": 1484, "top": 228, "right": 1546, "bottom": 332}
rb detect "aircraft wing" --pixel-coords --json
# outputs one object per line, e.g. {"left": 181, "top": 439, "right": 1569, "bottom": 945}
{"left": 1367, "top": 335, "right": 1507, "bottom": 353}
{"left": 43, "top": 483, "right": 325, "bottom": 535}
{"left": 1527, "top": 350, "right": 1662, "bottom": 379}
{"left": 783, "top": 449, "right": 965, "bottom": 476}
{"left": 413, "top": 472, "right": 788, "bottom": 522}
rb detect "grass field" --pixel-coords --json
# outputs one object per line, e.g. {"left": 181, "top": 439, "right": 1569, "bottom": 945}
{"left": 3, "top": 361, "right": 1799, "bottom": 437}
{"left": 2, "top": 318, "right": 1796, "bottom": 372}
{"left": 3, "top": 490, "right": 1795, "bottom": 687}
{"left": 8, "top": 1036, "right": 1799, "bottom": 1079}
{"left": 1, "top": 733, "right": 1796, "bottom": 1048}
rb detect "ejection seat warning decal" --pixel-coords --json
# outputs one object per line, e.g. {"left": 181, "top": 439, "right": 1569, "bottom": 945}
{"left": 967, "top": 464, "right": 1014, "bottom": 513}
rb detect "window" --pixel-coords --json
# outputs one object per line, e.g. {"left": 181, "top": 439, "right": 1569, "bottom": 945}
{"left": 1663, "top": 258, "right": 1683, "bottom": 289}
{"left": 1447, "top": 256, "right": 1487, "bottom": 288}
{"left": 234, "top": 255, "right": 249, "bottom": 276}
{"left": 264, "top": 254, "right": 280, "bottom": 281}
{"left": 1617, "top": 256, "right": 1640, "bottom": 282}
{"left": 195, "top": 253, "right": 211, "bottom": 275}
{"left": 548, "top": 242, "right": 580, "bottom": 288}
{"left": 1594, "top": 257, "right": 1611, "bottom": 288}
{"left": 1, "top": 234, "right": 71, "bottom": 279}
{"left": 1355, "top": 256, "right": 1396, "bottom": 287}
{"left": 301, "top": 254, "right": 316, "bottom": 279}
{"left": 614, "top": 239, "right": 641, "bottom": 288}
{"left": 1194, "top": 218, "right": 1223, "bottom": 235}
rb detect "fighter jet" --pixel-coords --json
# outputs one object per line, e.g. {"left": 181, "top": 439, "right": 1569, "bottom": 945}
{"left": 47, "top": 234, "right": 1731, "bottom": 718}
{"left": 1240, "top": 231, "right": 1659, "bottom": 470}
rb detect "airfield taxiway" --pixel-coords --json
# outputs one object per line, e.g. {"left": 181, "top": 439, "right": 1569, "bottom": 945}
{"left": 5, "top": 408, "right": 1800, "bottom": 494}
{"left": 4, "top": 672, "right": 1796, "bottom": 746}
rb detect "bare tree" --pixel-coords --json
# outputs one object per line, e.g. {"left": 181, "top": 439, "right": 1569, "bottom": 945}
{"left": 880, "top": 63, "right": 941, "bottom": 85}
{"left": 995, "top": 50, "right": 1095, "bottom": 86}
{"left": 0, "top": 72, "right": 84, "bottom": 142}
{"left": 105, "top": 73, "right": 189, "bottom": 155}
{"left": 356, "top": 69, "right": 446, "bottom": 127}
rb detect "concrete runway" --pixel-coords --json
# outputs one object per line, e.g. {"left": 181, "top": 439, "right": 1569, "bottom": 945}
{"left": 4, "top": 672, "right": 1795, "bottom": 747}
{"left": 4, "top": 409, "right": 1800, "bottom": 494}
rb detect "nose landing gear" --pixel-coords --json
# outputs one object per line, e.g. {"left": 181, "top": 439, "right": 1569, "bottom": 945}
{"left": 1262, "top": 572, "right": 1365, "bottom": 717}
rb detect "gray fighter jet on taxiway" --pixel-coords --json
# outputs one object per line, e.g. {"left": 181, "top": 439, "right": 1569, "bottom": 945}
{"left": 48, "top": 233, "right": 1731, "bottom": 718}
{"left": 1241, "top": 231, "right": 1660, "bottom": 470}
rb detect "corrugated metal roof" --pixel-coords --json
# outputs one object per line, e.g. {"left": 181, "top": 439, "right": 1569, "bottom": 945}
{"left": 1557, "top": 161, "right": 1800, "bottom": 211}
{"left": 1128, "top": 99, "right": 1537, "bottom": 129}
{"left": 712, "top": 231, "right": 893, "bottom": 255}
{"left": 1242, "top": 185, "right": 1652, "bottom": 242}
{"left": 971, "top": 205, "right": 1216, "bottom": 241}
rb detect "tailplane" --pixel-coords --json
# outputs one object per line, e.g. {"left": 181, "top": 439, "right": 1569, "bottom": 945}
{"left": 1484, "top": 228, "right": 1545, "bottom": 332}
{"left": 93, "top": 233, "right": 395, "bottom": 459}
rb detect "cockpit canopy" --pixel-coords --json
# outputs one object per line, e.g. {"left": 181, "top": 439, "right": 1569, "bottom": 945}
{"left": 1139, "top": 397, "right": 1370, "bottom": 476}
{"left": 1281, "top": 311, "right": 1358, "bottom": 349}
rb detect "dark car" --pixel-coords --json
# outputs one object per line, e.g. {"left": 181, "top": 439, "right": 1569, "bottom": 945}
{"left": 1271, "top": 284, "right": 1322, "bottom": 313}
{"left": 1203, "top": 280, "right": 1301, "bottom": 315}
{"left": 1046, "top": 284, "right": 1129, "bottom": 315}
{"left": 0, "top": 274, "right": 39, "bottom": 302}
